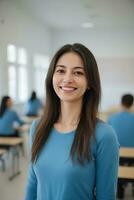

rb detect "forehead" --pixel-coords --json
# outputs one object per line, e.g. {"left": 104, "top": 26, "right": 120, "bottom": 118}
{"left": 7, "top": 98, "right": 12, "bottom": 102}
{"left": 56, "top": 52, "right": 84, "bottom": 68}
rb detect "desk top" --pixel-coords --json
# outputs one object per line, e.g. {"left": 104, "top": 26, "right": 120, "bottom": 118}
{"left": 120, "top": 147, "right": 134, "bottom": 158}
{"left": 21, "top": 116, "right": 39, "bottom": 124}
{"left": 18, "top": 124, "right": 31, "bottom": 132}
{"left": 0, "top": 137, "right": 23, "bottom": 146}
{"left": 118, "top": 166, "right": 134, "bottom": 180}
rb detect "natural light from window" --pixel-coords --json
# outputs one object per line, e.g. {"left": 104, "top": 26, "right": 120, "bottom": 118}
{"left": 33, "top": 54, "right": 49, "bottom": 97}
{"left": 7, "top": 44, "right": 28, "bottom": 102}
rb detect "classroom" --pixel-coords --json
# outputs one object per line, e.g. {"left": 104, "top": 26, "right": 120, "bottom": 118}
{"left": 0, "top": 0, "right": 134, "bottom": 200}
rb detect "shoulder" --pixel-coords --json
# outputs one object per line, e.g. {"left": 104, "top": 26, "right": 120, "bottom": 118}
{"left": 129, "top": 112, "right": 134, "bottom": 118}
{"left": 30, "top": 119, "right": 40, "bottom": 136}
{"left": 95, "top": 119, "right": 118, "bottom": 145}
{"left": 29, "top": 119, "right": 40, "bottom": 145}
{"left": 7, "top": 109, "right": 17, "bottom": 116}
{"left": 108, "top": 112, "right": 120, "bottom": 120}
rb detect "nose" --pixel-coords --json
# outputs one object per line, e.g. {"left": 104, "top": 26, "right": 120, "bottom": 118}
{"left": 62, "top": 72, "right": 73, "bottom": 84}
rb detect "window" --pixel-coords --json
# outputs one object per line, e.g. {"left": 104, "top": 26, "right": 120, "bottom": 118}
{"left": 18, "top": 48, "right": 27, "bottom": 65}
{"left": 7, "top": 44, "right": 28, "bottom": 102}
{"left": 8, "top": 65, "right": 16, "bottom": 99}
{"left": 18, "top": 66, "right": 28, "bottom": 101}
{"left": 7, "top": 44, "right": 17, "bottom": 63}
{"left": 33, "top": 54, "right": 50, "bottom": 97}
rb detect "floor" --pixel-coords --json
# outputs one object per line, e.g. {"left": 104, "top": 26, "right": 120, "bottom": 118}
{"left": 0, "top": 156, "right": 28, "bottom": 200}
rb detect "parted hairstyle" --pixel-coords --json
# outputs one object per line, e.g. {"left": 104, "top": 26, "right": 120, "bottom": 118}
{"left": 0, "top": 96, "right": 10, "bottom": 118}
{"left": 32, "top": 43, "right": 101, "bottom": 165}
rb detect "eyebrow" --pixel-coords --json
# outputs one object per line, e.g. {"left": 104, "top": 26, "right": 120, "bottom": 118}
{"left": 55, "top": 65, "right": 84, "bottom": 70}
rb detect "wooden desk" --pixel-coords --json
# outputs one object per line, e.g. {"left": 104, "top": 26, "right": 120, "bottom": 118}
{"left": 118, "top": 166, "right": 134, "bottom": 198}
{"left": 21, "top": 116, "right": 39, "bottom": 124}
{"left": 0, "top": 137, "right": 24, "bottom": 180}
{"left": 0, "top": 137, "right": 23, "bottom": 146}
{"left": 18, "top": 124, "right": 31, "bottom": 133}
{"left": 120, "top": 147, "right": 134, "bottom": 158}
{"left": 118, "top": 166, "right": 134, "bottom": 182}
{"left": 98, "top": 112, "right": 109, "bottom": 122}
{"left": 119, "top": 147, "right": 134, "bottom": 166}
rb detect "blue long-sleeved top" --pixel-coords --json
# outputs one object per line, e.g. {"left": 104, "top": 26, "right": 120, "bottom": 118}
{"left": 0, "top": 108, "right": 24, "bottom": 135}
{"left": 25, "top": 120, "right": 119, "bottom": 200}
{"left": 25, "top": 99, "right": 42, "bottom": 116}
{"left": 108, "top": 111, "right": 134, "bottom": 147}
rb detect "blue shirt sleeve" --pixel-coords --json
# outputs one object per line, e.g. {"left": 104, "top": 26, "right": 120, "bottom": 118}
{"left": 24, "top": 120, "right": 38, "bottom": 200}
{"left": 95, "top": 125, "right": 119, "bottom": 200}
{"left": 107, "top": 114, "right": 115, "bottom": 126}
{"left": 25, "top": 164, "right": 37, "bottom": 200}
{"left": 12, "top": 111, "right": 25, "bottom": 126}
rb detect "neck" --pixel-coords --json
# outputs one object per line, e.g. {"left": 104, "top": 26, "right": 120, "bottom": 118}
{"left": 58, "top": 100, "right": 82, "bottom": 126}
{"left": 122, "top": 106, "right": 131, "bottom": 112}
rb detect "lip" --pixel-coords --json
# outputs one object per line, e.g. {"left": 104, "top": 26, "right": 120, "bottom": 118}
{"left": 59, "top": 86, "right": 77, "bottom": 92}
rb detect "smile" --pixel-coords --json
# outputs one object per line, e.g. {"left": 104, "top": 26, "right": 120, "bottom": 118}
{"left": 59, "top": 86, "right": 77, "bottom": 92}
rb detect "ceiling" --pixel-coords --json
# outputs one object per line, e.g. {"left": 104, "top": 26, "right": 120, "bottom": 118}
{"left": 11, "top": 0, "right": 134, "bottom": 29}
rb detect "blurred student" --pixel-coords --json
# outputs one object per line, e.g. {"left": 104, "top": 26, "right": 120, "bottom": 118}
{"left": 108, "top": 94, "right": 134, "bottom": 147}
{"left": 0, "top": 96, "right": 24, "bottom": 137}
{"left": 108, "top": 94, "right": 134, "bottom": 199}
{"left": 25, "top": 91, "right": 43, "bottom": 117}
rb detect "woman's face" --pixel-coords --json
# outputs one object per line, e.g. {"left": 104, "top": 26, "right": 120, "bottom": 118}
{"left": 52, "top": 52, "right": 88, "bottom": 103}
{"left": 7, "top": 98, "right": 13, "bottom": 108}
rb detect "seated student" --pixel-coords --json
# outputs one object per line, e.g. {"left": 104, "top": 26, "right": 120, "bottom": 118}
{"left": 0, "top": 96, "right": 25, "bottom": 137}
{"left": 108, "top": 94, "right": 134, "bottom": 199}
{"left": 108, "top": 94, "right": 134, "bottom": 147}
{"left": 25, "top": 91, "right": 43, "bottom": 117}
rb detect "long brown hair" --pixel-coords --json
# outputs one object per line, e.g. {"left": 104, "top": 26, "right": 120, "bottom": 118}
{"left": 0, "top": 96, "right": 10, "bottom": 117}
{"left": 32, "top": 43, "right": 101, "bottom": 165}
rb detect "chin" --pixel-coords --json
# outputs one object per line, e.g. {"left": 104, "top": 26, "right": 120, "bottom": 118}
{"left": 60, "top": 96, "right": 83, "bottom": 103}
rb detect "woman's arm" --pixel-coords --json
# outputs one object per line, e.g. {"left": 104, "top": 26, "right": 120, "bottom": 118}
{"left": 13, "top": 111, "right": 25, "bottom": 125}
{"left": 24, "top": 120, "right": 39, "bottom": 200}
{"left": 24, "top": 164, "right": 37, "bottom": 200}
{"left": 95, "top": 125, "right": 119, "bottom": 200}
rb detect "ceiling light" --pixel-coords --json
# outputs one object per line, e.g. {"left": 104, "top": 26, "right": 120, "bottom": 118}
{"left": 81, "top": 22, "right": 94, "bottom": 28}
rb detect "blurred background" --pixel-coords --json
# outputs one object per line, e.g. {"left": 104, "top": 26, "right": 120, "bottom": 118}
{"left": 0, "top": 0, "right": 134, "bottom": 199}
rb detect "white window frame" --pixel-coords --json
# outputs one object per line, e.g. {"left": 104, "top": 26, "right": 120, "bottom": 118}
{"left": 7, "top": 44, "right": 28, "bottom": 102}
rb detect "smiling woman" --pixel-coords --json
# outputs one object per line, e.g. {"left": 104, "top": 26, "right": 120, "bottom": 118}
{"left": 24, "top": 43, "right": 119, "bottom": 200}
{"left": 52, "top": 52, "right": 88, "bottom": 103}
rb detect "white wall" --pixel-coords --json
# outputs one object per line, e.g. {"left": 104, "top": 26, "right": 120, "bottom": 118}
{"left": 51, "top": 28, "right": 134, "bottom": 57}
{"left": 98, "top": 57, "right": 134, "bottom": 110}
{"left": 51, "top": 28, "right": 134, "bottom": 111}
{"left": 0, "top": 0, "right": 52, "bottom": 98}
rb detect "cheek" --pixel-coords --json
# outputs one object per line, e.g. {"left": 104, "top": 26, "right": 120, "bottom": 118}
{"left": 52, "top": 75, "right": 59, "bottom": 91}
{"left": 81, "top": 79, "right": 88, "bottom": 90}
{"left": 53, "top": 74, "right": 62, "bottom": 85}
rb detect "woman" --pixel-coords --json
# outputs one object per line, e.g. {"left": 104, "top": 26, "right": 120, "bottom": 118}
{"left": 0, "top": 96, "right": 24, "bottom": 137}
{"left": 25, "top": 43, "right": 119, "bottom": 200}
{"left": 25, "top": 91, "right": 43, "bottom": 117}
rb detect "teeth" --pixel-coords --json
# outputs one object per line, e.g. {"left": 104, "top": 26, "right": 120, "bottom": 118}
{"left": 61, "top": 87, "right": 76, "bottom": 91}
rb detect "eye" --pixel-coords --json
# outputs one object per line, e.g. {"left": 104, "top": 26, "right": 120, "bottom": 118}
{"left": 55, "top": 69, "right": 65, "bottom": 74}
{"left": 74, "top": 71, "right": 84, "bottom": 76}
